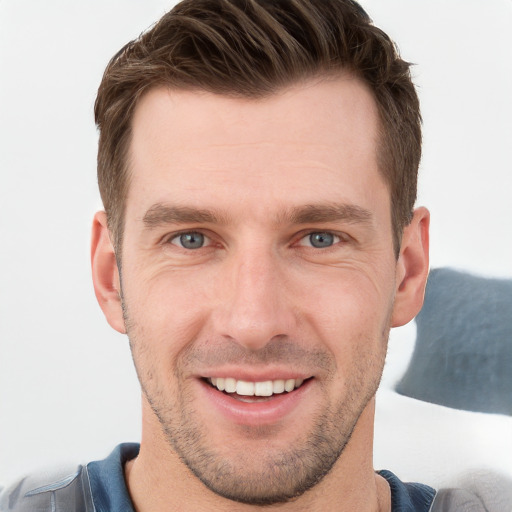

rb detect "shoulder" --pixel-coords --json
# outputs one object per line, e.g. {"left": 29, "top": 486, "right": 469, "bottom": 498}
{"left": 0, "top": 444, "right": 139, "bottom": 512}
{"left": 378, "top": 470, "right": 436, "bottom": 512}
{"left": 0, "top": 464, "right": 93, "bottom": 512}
{"left": 378, "top": 468, "right": 512, "bottom": 512}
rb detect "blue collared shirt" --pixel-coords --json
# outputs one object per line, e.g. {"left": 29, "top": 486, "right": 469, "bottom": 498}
{"left": 1, "top": 443, "right": 438, "bottom": 511}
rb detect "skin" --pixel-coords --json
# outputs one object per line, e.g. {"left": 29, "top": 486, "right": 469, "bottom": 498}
{"left": 92, "top": 75, "right": 429, "bottom": 511}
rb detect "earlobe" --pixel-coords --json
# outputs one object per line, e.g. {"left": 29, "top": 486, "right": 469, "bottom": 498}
{"left": 91, "top": 211, "right": 126, "bottom": 334}
{"left": 391, "top": 207, "right": 430, "bottom": 327}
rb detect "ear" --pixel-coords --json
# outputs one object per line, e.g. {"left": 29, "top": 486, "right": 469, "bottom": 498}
{"left": 91, "top": 211, "right": 126, "bottom": 334}
{"left": 391, "top": 207, "right": 430, "bottom": 327}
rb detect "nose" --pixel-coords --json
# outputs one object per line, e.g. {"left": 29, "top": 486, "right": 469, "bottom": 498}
{"left": 212, "top": 246, "right": 296, "bottom": 351}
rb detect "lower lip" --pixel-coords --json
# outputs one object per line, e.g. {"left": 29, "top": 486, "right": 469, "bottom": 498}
{"left": 199, "top": 379, "right": 312, "bottom": 426}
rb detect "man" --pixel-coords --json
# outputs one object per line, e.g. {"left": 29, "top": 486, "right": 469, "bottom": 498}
{"left": 1, "top": 0, "right": 482, "bottom": 510}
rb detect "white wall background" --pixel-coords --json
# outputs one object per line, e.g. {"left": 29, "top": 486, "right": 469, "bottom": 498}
{"left": 1, "top": 0, "right": 511, "bottom": 487}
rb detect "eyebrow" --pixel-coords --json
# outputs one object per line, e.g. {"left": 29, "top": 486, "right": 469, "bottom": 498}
{"left": 142, "top": 202, "right": 373, "bottom": 229}
{"left": 142, "top": 204, "right": 227, "bottom": 228}
{"left": 284, "top": 203, "right": 373, "bottom": 225}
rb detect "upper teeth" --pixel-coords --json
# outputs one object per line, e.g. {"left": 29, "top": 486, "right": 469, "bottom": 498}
{"left": 209, "top": 377, "right": 304, "bottom": 396}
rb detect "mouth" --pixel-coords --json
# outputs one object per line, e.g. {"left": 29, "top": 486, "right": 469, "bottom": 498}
{"left": 204, "top": 377, "right": 310, "bottom": 402}
{"left": 199, "top": 374, "right": 314, "bottom": 425}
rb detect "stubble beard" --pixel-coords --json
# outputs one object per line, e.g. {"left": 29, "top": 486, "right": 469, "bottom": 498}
{"left": 153, "top": 388, "right": 375, "bottom": 506}
{"left": 126, "top": 328, "right": 388, "bottom": 507}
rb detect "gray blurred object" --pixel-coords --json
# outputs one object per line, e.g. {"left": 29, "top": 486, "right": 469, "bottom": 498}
{"left": 396, "top": 268, "right": 512, "bottom": 415}
{"left": 431, "top": 470, "right": 512, "bottom": 512}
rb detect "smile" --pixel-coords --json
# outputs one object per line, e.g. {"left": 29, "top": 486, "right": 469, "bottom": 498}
{"left": 207, "top": 377, "right": 306, "bottom": 397}
{"left": 200, "top": 375, "right": 313, "bottom": 424}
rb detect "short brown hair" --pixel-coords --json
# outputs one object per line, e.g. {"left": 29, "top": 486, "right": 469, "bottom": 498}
{"left": 95, "top": 0, "right": 421, "bottom": 255}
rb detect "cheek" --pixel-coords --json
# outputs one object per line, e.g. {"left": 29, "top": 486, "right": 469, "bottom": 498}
{"left": 122, "top": 267, "right": 215, "bottom": 368}
{"left": 298, "top": 268, "right": 395, "bottom": 354}
{"left": 308, "top": 277, "right": 391, "bottom": 401}
{"left": 125, "top": 260, "right": 214, "bottom": 317}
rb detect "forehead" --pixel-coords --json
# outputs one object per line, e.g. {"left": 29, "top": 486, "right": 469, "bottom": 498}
{"left": 126, "top": 76, "right": 385, "bottom": 220}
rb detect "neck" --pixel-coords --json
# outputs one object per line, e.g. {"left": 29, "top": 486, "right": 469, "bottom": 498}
{"left": 125, "top": 397, "right": 390, "bottom": 512}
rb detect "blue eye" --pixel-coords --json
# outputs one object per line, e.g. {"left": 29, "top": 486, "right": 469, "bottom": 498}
{"left": 172, "top": 232, "right": 206, "bottom": 249}
{"left": 307, "top": 232, "right": 338, "bottom": 248}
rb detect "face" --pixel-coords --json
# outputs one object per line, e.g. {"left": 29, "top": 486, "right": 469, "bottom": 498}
{"left": 114, "top": 77, "right": 401, "bottom": 504}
